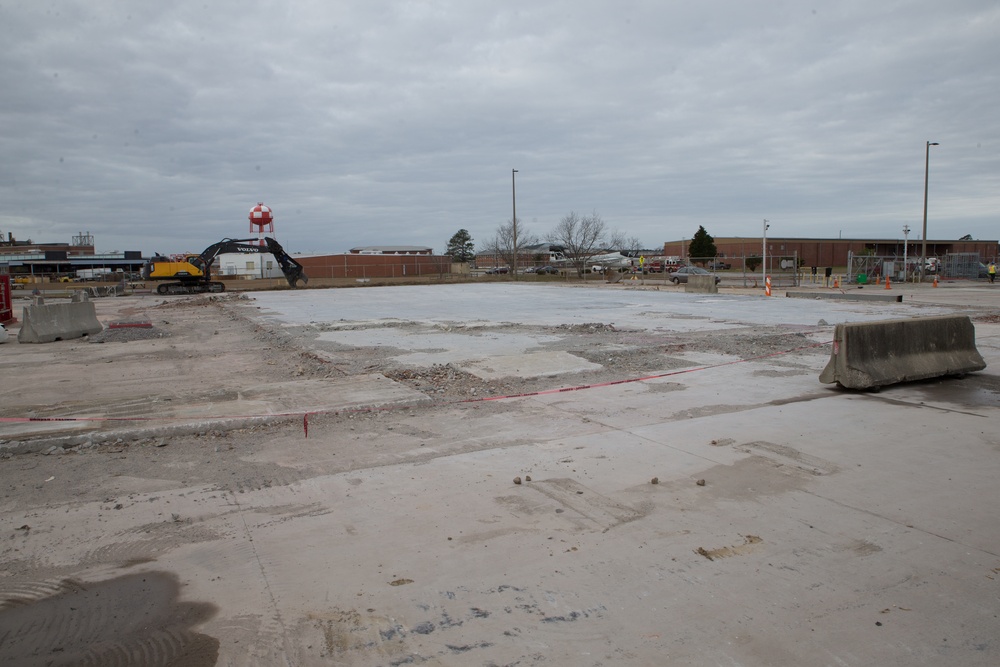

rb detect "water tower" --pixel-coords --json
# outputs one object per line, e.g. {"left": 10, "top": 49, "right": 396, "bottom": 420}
{"left": 248, "top": 202, "right": 274, "bottom": 245}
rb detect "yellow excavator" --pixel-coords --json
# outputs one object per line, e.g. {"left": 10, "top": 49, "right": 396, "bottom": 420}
{"left": 142, "top": 236, "right": 308, "bottom": 295}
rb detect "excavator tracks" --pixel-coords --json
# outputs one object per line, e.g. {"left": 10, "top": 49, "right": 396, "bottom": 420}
{"left": 155, "top": 282, "right": 226, "bottom": 295}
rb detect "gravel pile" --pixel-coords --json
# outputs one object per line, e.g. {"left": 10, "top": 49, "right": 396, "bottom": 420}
{"left": 384, "top": 364, "right": 524, "bottom": 399}
{"left": 89, "top": 326, "right": 171, "bottom": 343}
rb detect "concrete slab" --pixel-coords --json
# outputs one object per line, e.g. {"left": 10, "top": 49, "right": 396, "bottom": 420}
{"left": 463, "top": 350, "right": 602, "bottom": 379}
{"left": 318, "top": 327, "right": 565, "bottom": 367}
{"left": 1, "top": 285, "right": 998, "bottom": 666}
{"left": 0, "top": 375, "right": 429, "bottom": 447}
{"left": 255, "top": 283, "right": 954, "bottom": 329}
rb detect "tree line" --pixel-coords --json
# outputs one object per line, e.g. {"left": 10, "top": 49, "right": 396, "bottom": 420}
{"left": 446, "top": 218, "right": 721, "bottom": 276}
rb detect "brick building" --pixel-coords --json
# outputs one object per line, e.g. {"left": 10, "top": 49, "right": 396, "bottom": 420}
{"left": 663, "top": 237, "right": 999, "bottom": 268}
{"left": 294, "top": 253, "right": 451, "bottom": 280}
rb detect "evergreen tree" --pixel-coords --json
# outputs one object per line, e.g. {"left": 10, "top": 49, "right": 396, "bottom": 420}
{"left": 445, "top": 229, "right": 476, "bottom": 262}
{"left": 687, "top": 225, "right": 717, "bottom": 260}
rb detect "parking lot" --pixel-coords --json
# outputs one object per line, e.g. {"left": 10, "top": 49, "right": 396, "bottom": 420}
{"left": 1, "top": 281, "right": 998, "bottom": 666}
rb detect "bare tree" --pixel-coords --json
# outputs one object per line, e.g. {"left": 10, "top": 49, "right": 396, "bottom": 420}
{"left": 548, "top": 211, "right": 617, "bottom": 276}
{"left": 622, "top": 236, "right": 644, "bottom": 256}
{"left": 486, "top": 218, "right": 537, "bottom": 278}
{"left": 479, "top": 234, "right": 501, "bottom": 269}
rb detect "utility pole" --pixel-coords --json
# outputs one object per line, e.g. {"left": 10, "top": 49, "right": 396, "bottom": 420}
{"left": 512, "top": 169, "right": 518, "bottom": 279}
{"left": 920, "top": 141, "right": 939, "bottom": 281}
{"left": 762, "top": 219, "right": 769, "bottom": 285}
{"left": 903, "top": 224, "right": 910, "bottom": 282}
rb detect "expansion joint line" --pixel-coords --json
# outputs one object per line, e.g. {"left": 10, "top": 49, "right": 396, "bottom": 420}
{"left": 226, "top": 489, "right": 296, "bottom": 666}
{"left": 800, "top": 488, "right": 1000, "bottom": 559}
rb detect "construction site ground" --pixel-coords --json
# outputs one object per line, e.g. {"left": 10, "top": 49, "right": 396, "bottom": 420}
{"left": 1, "top": 280, "right": 999, "bottom": 666}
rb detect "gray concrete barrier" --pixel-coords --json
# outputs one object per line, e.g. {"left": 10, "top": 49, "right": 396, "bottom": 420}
{"left": 819, "top": 315, "right": 986, "bottom": 390}
{"left": 685, "top": 274, "right": 718, "bottom": 294}
{"left": 17, "top": 293, "right": 103, "bottom": 343}
{"left": 787, "top": 291, "right": 903, "bottom": 303}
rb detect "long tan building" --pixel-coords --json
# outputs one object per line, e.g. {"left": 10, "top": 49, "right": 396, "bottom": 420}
{"left": 663, "top": 237, "right": 998, "bottom": 268}
{"left": 295, "top": 253, "right": 451, "bottom": 280}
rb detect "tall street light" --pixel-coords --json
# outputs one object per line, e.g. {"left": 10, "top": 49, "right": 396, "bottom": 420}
{"left": 511, "top": 169, "right": 518, "bottom": 279}
{"left": 762, "top": 219, "right": 769, "bottom": 285}
{"left": 920, "top": 141, "right": 939, "bottom": 281}
{"left": 902, "top": 224, "right": 910, "bottom": 281}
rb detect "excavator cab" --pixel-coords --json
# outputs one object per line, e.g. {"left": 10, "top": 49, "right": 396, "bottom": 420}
{"left": 142, "top": 257, "right": 205, "bottom": 281}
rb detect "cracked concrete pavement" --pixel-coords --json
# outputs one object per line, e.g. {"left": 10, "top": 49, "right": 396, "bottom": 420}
{"left": 1, "top": 281, "right": 999, "bottom": 666}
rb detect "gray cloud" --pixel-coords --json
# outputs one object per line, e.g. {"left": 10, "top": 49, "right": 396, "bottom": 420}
{"left": 2, "top": 1, "right": 997, "bottom": 254}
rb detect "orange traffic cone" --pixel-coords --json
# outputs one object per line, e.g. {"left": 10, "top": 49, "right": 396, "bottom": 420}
{"left": 933, "top": 275, "right": 939, "bottom": 288}
{"left": 884, "top": 275, "right": 891, "bottom": 290}
{"left": 833, "top": 276, "right": 840, "bottom": 288}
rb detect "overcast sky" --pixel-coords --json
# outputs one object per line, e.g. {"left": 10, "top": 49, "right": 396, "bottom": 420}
{"left": 2, "top": 1, "right": 997, "bottom": 255}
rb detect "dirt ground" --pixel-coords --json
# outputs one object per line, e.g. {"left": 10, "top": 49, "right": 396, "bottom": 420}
{"left": 1, "top": 286, "right": 998, "bottom": 666}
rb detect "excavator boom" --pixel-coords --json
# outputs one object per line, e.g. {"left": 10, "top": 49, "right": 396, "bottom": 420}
{"left": 142, "top": 236, "right": 308, "bottom": 294}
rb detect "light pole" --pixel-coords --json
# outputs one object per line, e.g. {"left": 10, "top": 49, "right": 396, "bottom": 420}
{"left": 920, "top": 141, "right": 938, "bottom": 281}
{"left": 902, "top": 224, "right": 910, "bottom": 281}
{"left": 762, "top": 219, "right": 769, "bottom": 285}
{"left": 512, "top": 169, "right": 518, "bottom": 278}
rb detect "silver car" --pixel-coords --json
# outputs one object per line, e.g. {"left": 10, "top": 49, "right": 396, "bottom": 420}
{"left": 668, "top": 266, "right": 721, "bottom": 285}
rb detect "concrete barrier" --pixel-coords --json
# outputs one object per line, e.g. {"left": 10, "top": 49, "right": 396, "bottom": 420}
{"left": 787, "top": 291, "right": 903, "bottom": 303}
{"left": 17, "top": 292, "right": 103, "bottom": 343}
{"left": 819, "top": 315, "right": 986, "bottom": 390}
{"left": 685, "top": 274, "right": 718, "bottom": 294}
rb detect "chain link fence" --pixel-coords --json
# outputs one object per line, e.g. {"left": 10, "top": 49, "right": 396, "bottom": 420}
{"left": 686, "top": 254, "right": 801, "bottom": 288}
{"left": 847, "top": 251, "right": 986, "bottom": 283}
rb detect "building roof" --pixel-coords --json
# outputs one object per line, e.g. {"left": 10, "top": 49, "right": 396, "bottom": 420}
{"left": 349, "top": 246, "right": 433, "bottom": 254}
{"left": 666, "top": 236, "right": 998, "bottom": 244}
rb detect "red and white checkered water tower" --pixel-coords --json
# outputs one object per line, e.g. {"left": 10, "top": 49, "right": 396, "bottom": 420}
{"left": 248, "top": 202, "right": 274, "bottom": 245}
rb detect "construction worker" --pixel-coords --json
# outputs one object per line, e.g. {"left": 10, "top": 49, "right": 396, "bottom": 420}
{"left": 989, "top": 261, "right": 997, "bottom": 284}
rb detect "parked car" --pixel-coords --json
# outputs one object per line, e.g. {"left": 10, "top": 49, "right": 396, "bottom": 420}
{"left": 668, "top": 266, "right": 721, "bottom": 285}
{"left": 535, "top": 265, "right": 559, "bottom": 275}
{"left": 484, "top": 267, "right": 509, "bottom": 275}
{"left": 706, "top": 260, "right": 731, "bottom": 270}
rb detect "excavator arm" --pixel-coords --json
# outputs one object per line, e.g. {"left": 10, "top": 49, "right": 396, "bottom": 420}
{"left": 143, "top": 236, "right": 308, "bottom": 293}
{"left": 263, "top": 237, "right": 308, "bottom": 287}
{"left": 198, "top": 237, "right": 308, "bottom": 287}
